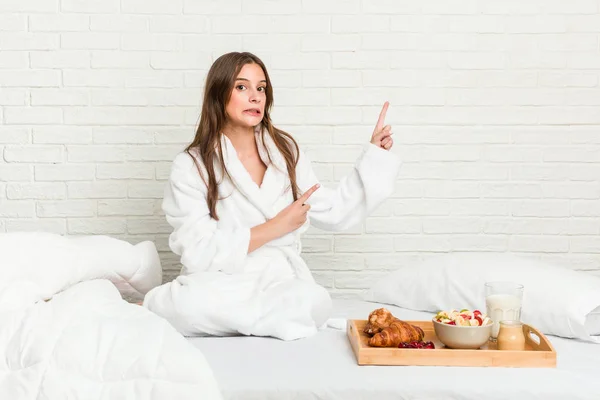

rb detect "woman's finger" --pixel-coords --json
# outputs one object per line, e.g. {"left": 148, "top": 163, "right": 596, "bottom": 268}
{"left": 372, "top": 126, "right": 393, "bottom": 142}
{"left": 373, "top": 101, "right": 389, "bottom": 134}
{"left": 298, "top": 183, "right": 320, "bottom": 205}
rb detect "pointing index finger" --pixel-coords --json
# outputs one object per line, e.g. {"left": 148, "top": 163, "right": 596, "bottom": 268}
{"left": 375, "top": 101, "right": 389, "bottom": 132}
{"left": 299, "top": 183, "right": 320, "bottom": 204}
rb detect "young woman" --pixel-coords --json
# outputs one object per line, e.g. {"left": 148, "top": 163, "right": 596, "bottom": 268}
{"left": 143, "top": 52, "right": 401, "bottom": 341}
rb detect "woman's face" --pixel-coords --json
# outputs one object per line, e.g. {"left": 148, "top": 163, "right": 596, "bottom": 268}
{"left": 225, "top": 63, "right": 267, "bottom": 129}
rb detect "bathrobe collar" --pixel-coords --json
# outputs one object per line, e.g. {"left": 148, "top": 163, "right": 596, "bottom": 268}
{"left": 219, "top": 125, "right": 289, "bottom": 220}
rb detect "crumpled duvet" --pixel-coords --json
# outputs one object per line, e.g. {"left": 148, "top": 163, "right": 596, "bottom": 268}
{"left": 0, "top": 232, "right": 223, "bottom": 400}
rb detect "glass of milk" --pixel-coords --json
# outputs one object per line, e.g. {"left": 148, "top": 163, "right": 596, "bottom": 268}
{"left": 484, "top": 281, "right": 524, "bottom": 341}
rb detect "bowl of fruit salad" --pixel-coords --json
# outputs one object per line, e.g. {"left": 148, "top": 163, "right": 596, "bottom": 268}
{"left": 432, "top": 309, "right": 493, "bottom": 349}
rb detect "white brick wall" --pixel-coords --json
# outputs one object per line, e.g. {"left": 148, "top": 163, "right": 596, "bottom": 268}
{"left": 2, "top": 0, "right": 600, "bottom": 298}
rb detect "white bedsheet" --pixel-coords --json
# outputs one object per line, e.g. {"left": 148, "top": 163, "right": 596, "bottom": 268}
{"left": 190, "top": 299, "right": 600, "bottom": 400}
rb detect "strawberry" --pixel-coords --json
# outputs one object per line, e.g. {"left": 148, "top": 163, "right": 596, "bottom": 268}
{"left": 474, "top": 316, "right": 483, "bottom": 326}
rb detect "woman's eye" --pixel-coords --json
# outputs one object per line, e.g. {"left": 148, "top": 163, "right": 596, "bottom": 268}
{"left": 258, "top": 87, "right": 266, "bottom": 92}
{"left": 236, "top": 85, "right": 246, "bottom": 90}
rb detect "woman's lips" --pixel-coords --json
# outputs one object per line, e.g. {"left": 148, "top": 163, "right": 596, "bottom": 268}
{"left": 243, "top": 109, "right": 261, "bottom": 116}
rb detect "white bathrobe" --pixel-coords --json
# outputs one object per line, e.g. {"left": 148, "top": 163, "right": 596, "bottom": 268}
{"left": 143, "top": 128, "right": 401, "bottom": 341}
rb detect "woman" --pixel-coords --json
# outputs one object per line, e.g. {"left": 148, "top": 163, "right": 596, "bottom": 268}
{"left": 143, "top": 52, "right": 401, "bottom": 341}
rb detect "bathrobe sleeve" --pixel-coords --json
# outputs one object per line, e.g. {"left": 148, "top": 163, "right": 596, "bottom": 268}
{"left": 162, "top": 152, "right": 251, "bottom": 275}
{"left": 298, "top": 143, "right": 401, "bottom": 232}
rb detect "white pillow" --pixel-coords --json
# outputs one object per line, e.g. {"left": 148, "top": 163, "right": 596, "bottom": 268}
{"left": 366, "top": 252, "right": 600, "bottom": 343}
{"left": 0, "top": 232, "right": 162, "bottom": 301}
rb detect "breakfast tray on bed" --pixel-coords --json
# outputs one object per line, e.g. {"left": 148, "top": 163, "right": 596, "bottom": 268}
{"left": 347, "top": 320, "right": 556, "bottom": 368}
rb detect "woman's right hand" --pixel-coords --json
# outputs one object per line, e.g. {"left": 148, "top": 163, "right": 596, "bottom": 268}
{"left": 248, "top": 184, "right": 320, "bottom": 253}
{"left": 272, "top": 183, "right": 320, "bottom": 236}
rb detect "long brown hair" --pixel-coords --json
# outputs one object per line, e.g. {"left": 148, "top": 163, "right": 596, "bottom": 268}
{"left": 185, "top": 52, "right": 300, "bottom": 220}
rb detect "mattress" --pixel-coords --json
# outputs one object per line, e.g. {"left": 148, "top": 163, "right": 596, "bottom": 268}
{"left": 189, "top": 299, "right": 600, "bottom": 400}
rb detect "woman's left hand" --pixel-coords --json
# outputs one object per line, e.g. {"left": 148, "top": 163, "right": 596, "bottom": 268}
{"left": 370, "top": 101, "right": 393, "bottom": 151}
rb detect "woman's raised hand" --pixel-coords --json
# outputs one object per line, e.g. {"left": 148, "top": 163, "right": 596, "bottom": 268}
{"left": 370, "top": 101, "right": 393, "bottom": 151}
{"left": 272, "top": 183, "right": 320, "bottom": 236}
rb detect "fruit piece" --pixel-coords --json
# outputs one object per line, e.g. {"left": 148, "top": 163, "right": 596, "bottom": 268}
{"left": 398, "top": 340, "right": 436, "bottom": 350}
{"left": 435, "top": 308, "right": 490, "bottom": 326}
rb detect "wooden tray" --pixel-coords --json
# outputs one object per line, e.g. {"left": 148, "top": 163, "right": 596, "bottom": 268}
{"left": 347, "top": 320, "right": 556, "bottom": 368}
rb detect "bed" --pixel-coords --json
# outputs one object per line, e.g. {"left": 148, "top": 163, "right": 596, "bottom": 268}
{"left": 190, "top": 299, "right": 600, "bottom": 400}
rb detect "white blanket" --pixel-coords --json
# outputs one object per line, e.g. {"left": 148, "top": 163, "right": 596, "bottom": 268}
{"left": 0, "top": 232, "right": 223, "bottom": 400}
{"left": 143, "top": 130, "right": 401, "bottom": 341}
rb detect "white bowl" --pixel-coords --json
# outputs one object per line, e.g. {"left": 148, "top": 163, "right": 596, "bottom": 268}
{"left": 432, "top": 319, "right": 492, "bottom": 349}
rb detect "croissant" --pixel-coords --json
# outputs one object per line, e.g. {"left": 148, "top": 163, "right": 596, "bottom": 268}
{"left": 368, "top": 319, "right": 425, "bottom": 347}
{"left": 364, "top": 308, "right": 396, "bottom": 336}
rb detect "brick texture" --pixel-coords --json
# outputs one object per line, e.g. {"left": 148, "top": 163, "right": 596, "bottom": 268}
{"left": 1, "top": 0, "right": 600, "bottom": 298}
